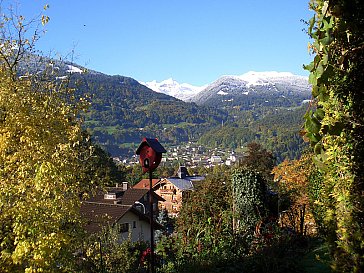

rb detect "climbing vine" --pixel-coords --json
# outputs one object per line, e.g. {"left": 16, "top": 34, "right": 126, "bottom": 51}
{"left": 303, "top": 0, "right": 364, "bottom": 271}
{"left": 232, "top": 169, "right": 267, "bottom": 234}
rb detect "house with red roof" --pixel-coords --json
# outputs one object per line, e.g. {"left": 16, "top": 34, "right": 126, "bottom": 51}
{"left": 133, "top": 166, "right": 204, "bottom": 217}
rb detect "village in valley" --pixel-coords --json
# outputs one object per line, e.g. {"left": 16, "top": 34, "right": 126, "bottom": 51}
{"left": 116, "top": 142, "right": 242, "bottom": 170}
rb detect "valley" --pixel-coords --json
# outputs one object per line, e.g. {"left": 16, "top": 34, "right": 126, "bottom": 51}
{"left": 20, "top": 57, "right": 312, "bottom": 163}
{"left": 73, "top": 69, "right": 311, "bottom": 163}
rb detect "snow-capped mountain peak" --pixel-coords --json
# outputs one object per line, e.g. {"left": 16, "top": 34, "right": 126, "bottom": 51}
{"left": 140, "top": 78, "right": 206, "bottom": 101}
{"left": 191, "top": 71, "right": 311, "bottom": 106}
{"left": 236, "top": 71, "right": 304, "bottom": 88}
{"left": 140, "top": 71, "right": 310, "bottom": 104}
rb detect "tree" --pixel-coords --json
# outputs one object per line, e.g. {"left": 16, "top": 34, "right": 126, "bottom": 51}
{"left": 272, "top": 153, "right": 317, "bottom": 235}
{"left": 239, "top": 142, "right": 276, "bottom": 183}
{"left": 303, "top": 0, "right": 364, "bottom": 271}
{"left": 231, "top": 168, "right": 268, "bottom": 234}
{"left": 0, "top": 6, "right": 103, "bottom": 271}
{"left": 176, "top": 175, "right": 234, "bottom": 262}
{"left": 80, "top": 143, "right": 124, "bottom": 188}
{"left": 155, "top": 209, "right": 170, "bottom": 243}
{"left": 82, "top": 224, "right": 145, "bottom": 273}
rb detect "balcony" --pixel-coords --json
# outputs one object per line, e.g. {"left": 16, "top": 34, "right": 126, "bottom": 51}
{"left": 159, "top": 188, "right": 175, "bottom": 194}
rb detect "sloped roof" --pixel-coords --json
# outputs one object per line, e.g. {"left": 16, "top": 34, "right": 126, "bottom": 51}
{"left": 121, "top": 188, "right": 149, "bottom": 205}
{"left": 136, "top": 138, "right": 167, "bottom": 154}
{"left": 81, "top": 201, "right": 163, "bottom": 233}
{"left": 121, "top": 188, "right": 164, "bottom": 204}
{"left": 81, "top": 186, "right": 165, "bottom": 233}
{"left": 80, "top": 202, "right": 131, "bottom": 233}
{"left": 133, "top": 179, "right": 161, "bottom": 189}
{"left": 166, "top": 178, "right": 194, "bottom": 191}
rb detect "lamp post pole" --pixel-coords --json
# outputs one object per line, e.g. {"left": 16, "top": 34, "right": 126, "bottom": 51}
{"left": 149, "top": 169, "right": 155, "bottom": 273}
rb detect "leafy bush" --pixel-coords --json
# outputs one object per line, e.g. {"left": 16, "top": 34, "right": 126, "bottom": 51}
{"left": 81, "top": 225, "right": 147, "bottom": 273}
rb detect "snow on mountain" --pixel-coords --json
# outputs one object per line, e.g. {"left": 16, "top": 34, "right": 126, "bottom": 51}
{"left": 237, "top": 71, "right": 309, "bottom": 88}
{"left": 140, "top": 78, "right": 206, "bottom": 101}
{"left": 191, "top": 71, "right": 311, "bottom": 106}
{"left": 219, "top": 71, "right": 309, "bottom": 90}
{"left": 66, "top": 64, "right": 83, "bottom": 73}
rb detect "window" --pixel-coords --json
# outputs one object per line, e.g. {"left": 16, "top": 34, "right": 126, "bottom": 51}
{"left": 133, "top": 221, "right": 136, "bottom": 229}
{"left": 119, "top": 223, "right": 129, "bottom": 233}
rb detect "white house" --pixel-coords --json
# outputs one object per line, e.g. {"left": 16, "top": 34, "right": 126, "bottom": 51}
{"left": 81, "top": 187, "right": 163, "bottom": 242}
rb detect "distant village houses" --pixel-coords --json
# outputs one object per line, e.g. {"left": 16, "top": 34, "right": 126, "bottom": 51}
{"left": 117, "top": 142, "right": 241, "bottom": 169}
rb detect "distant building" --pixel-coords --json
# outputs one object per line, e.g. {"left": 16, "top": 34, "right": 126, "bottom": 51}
{"left": 210, "top": 155, "right": 222, "bottom": 163}
{"left": 133, "top": 166, "right": 205, "bottom": 217}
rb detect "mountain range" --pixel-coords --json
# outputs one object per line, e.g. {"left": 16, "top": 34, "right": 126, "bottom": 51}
{"left": 19, "top": 55, "right": 312, "bottom": 162}
{"left": 191, "top": 71, "right": 310, "bottom": 106}
{"left": 142, "top": 71, "right": 311, "bottom": 107}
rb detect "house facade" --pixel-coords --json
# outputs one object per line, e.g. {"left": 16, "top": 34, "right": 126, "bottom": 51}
{"left": 155, "top": 177, "right": 193, "bottom": 217}
{"left": 133, "top": 166, "right": 204, "bottom": 217}
{"left": 81, "top": 186, "right": 163, "bottom": 242}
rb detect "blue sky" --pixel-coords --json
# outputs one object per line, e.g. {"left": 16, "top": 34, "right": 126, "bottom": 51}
{"left": 13, "top": 0, "right": 313, "bottom": 86}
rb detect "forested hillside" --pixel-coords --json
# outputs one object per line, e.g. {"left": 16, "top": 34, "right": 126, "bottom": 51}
{"left": 67, "top": 70, "right": 310, "bottom": 161}
{"left": 198, "top": 106, "right": 308, "bottom": 162}
{"left": 70, "top": 73, "right": 227, "bottom": 156}
{"left": 18, "top": 56, "right": 311, "bottom": 161}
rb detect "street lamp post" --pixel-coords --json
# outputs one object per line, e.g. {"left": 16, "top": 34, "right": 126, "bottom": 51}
{"left": 136, "top": 138, "right": 166, "bottom": 273}
{"left": 134, "top": 201, "right": 146, "bottom": 214}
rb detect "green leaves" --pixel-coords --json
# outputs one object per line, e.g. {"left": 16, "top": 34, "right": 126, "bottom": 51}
{"left": 304, "top": 0, "right": 364, "bottom": 271}
{"left": 232, "top": 168, "right": 268, "bottom": 233}
{"left": 304, "top": 109, "right": 324, "bottom": 146}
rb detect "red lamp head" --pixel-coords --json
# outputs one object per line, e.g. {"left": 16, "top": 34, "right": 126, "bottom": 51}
{"left": 136, "top": 138, "right": 166, "bottom": 173}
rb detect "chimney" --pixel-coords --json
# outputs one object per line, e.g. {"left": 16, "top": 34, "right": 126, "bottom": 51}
{"left": 177, "top": 166, "right": 189, "bottom": 179}
{"left": 122, "top": 181, "right": 129, "bottom": 191}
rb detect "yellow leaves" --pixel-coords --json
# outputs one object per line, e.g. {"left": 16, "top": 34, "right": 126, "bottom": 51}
{"left": 41, "top": 15, "right": 49, "bottom": 26}
{"left": 321, "top": 1, "right": 329, "bottom": 15}
{"left": 12, "top": 240, "right": 31, "bottom": 264}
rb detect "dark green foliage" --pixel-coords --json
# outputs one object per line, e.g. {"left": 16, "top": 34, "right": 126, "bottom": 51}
{"left": 238, "top": 142, "right": 276, "bottom": 182}
{"left": 232, "top": 168, "right": 268, "bottom": 233}
{"left": 307, "top": 169, "right": 327, "bottom": 234}
{"left": 154, "top": 161, "right": 329, "bottom": 273}
{"left": 155, "top": 209, "right": 171, "bottom": 243}
{"left": 81, "top": 224, "right": 147, "bottom": 273}
{"left": 198, "top": 106, "right": 308, "bottom": 163}
{"left": 176, "top": 175, "right": 233, "bottom": 250}
{"left": 71, "top": 73, "right": 227, "bottom": 156}
{"left": 85, "top": 144, "right": 125, "bottom": 186}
